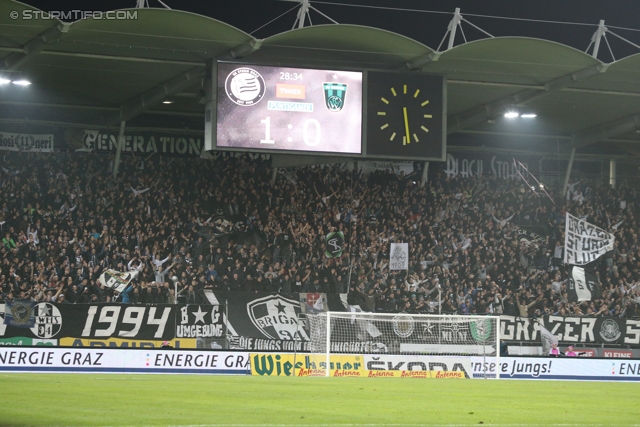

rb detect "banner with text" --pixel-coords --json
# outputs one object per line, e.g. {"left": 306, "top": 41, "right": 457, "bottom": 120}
{"left": 59, "top": 337, "right": 197, "bottom": 349}
{"left": 0, "top": 303, "right": 176, "bottom": 341}
{"left": 471, "top": 356, "right": 640, "bottom": 381}
{"left": 77, "top": 129, "right": 203, "bottom": 157}
{"left": 206, "top": 292, "right": 311, "bottom": 352}
{"left": 564, "top": 212, "right": 614, "bottom": 265}
{"left": 175, "top": 305, "right": 224, "bottom": 339}
{"left": 440, "top": 153, "right": 536, "bottom": 179}
{"left": 500, "top": 315, "right": 640, "bottom": 346}
{"left": 0, "top": 132, "right": 54, "bottom": 152}
{"left": 0, "top": 348, "right": 250, "bottom": 374}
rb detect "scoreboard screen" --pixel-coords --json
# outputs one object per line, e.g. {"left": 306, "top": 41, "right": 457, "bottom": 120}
{"left": 216, "top": 62, "right": 362, "bottom": 154}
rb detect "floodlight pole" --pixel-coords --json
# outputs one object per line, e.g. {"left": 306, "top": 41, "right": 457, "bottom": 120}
{"left": 113, "top": 120, "right": 126, "bottom": 179}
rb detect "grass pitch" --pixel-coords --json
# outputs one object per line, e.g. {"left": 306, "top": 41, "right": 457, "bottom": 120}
{"left": 0, "top": 374, "right": 638, "bottom": 426}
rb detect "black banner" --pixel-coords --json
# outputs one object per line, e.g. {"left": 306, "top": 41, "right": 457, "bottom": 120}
{"left": 500, "top": 315, "right": 640, "bottom": 345}
{"left": 3, "top": 301, "right": 638, "bottom": 348}
{"left": 0, "top": 303, "right": 176, "bottom": 341}
{"left": 175, "top": 305, "right": 224, "bottom": 338}
{"left": 215, "top": 292, "right": 311, "bottom": 352}
{"left": 514, "top": 228, "right": 546, "bottom": 245}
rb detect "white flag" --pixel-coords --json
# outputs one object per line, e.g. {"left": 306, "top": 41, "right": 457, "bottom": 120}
{"left": 539, "top": 323, "right": 558, "bottom": 355}
{"left": 564, "top": 212, "right": 614, "bottom": 265}
{"left": 389, "top": 243, "right": 409, "bottom": 270}
{"left": 98, "top": 269, "right": 138, "bottom": 293}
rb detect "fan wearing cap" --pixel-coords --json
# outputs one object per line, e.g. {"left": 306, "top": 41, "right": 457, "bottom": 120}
{"left": 565, "top": 345, "right": 577, "bottom": 357}
{"left": 161, "top": 341, "right": 173, "bottom": 349}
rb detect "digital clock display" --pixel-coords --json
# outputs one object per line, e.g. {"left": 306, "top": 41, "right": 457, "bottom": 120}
{"left": 216, "top": 62, "right": 362, "bottom": 154}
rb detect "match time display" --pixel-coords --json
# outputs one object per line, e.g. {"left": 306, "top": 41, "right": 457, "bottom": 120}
{"left": 216, "top": 62, "right": 362, "bottom": 154}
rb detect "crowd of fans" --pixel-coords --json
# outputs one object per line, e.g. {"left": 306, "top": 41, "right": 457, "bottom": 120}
{"left": 0, "top": 151, "right": 639, "bottom": 320}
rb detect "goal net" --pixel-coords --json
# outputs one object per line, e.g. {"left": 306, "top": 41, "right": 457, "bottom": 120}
{"left": 306, "top": 311, "right": 500, "bottom": 378}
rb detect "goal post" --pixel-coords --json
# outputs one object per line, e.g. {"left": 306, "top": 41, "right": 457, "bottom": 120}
{"left": 307, "top": 311, "right": 500, "bottom": 379}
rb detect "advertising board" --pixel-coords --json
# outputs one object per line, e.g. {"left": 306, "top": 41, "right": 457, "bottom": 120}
{"left": 0, "top": 348, "right": 250, "bottom": 374}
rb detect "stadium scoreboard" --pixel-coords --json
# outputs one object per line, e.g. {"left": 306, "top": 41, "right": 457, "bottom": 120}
{"left": 207, "top": 62, "right": 446, "bottom": 161}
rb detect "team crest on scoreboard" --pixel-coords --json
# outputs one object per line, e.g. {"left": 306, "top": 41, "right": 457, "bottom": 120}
{"left": 323, "top": 82, "right": 347, "bottom": 112}
{"left": 225, "top": 68, "right": 266, "bottom": 106}
{"left": 247, "top": 294, "right": 309, "bottom": 341}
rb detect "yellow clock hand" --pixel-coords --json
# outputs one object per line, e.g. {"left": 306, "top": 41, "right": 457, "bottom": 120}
{"left": 403, "top": 107, "right": 410, "bottom": 145}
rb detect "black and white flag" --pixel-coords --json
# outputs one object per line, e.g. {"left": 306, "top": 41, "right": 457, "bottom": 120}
{"left": 564, "top": 212, "right": 614, "bottom": 265}
{"left": 568, "top": 266, "right": 602, "bottom": 302}
{"left": 98, "top": 269, "right": 138, "bottom": 293}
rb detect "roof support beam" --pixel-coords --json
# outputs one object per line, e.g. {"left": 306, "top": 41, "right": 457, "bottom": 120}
{"left": 401, "top": 51, "right": 441, "bottom": 71}
{"left": 2, "top": 23, "right": 69, "bottom": 71}
{"left": 108, "top": 66, "right": 205, "bottom": 124}
{"left": 448, "top": 63, "right": 608, "bottom": 134}
{"left": 229, "top": 39, "right": 262, "bottom": 59}
{"left": 566, "top": 113, "right": 640, "bottom": 150}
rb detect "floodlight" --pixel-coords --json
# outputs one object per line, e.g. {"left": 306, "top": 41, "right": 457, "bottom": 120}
{"left": 0, "top": 77, "right": 10, "bottom": 85}
{"left": 162, "top": 99, "right": 174, "bottom": 104}
{"left": 521, "top": 113, "right": 537, "bottom": 118}
{"left": 504, "top": 111, "right": 519, "bottom": 119}
{"left": 12, "top": 79, "right": 32, "bottom": 86}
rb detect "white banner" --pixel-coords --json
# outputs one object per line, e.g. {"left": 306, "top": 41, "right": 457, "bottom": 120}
{"left": 470, "top": 356, "right": 640, "bottom": 381}
{"left": 564, "top": 212, "right": 614, "bottom": 265}
{"left": 0, "top": 132, "right": 54, "bottom": 152}
{"left": 389, "top": 243, "right": 409, "bottom": 270}
{"left": 0, "top": 348, "right": 250, "bottom": 374}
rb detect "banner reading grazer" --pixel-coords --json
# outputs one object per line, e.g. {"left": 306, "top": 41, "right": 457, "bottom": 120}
{"left": 564, "top": 212, "right": 614, "bottom": 265}
{"left": 500, "top": 315, "right": 640, "bottom": 345}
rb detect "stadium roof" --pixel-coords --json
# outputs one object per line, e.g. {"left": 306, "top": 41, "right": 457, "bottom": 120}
{"left": 1, "top": 1, "right": 640, "bottom": 159}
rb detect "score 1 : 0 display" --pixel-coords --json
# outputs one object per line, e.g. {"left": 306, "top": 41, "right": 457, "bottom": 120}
{"left": 216, "top": 63, "right": 363, "bottom": 154}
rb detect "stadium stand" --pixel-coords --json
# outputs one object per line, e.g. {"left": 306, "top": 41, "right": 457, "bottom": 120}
{"left": 0, "top": 150, "right": 638, "bottom": 321}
